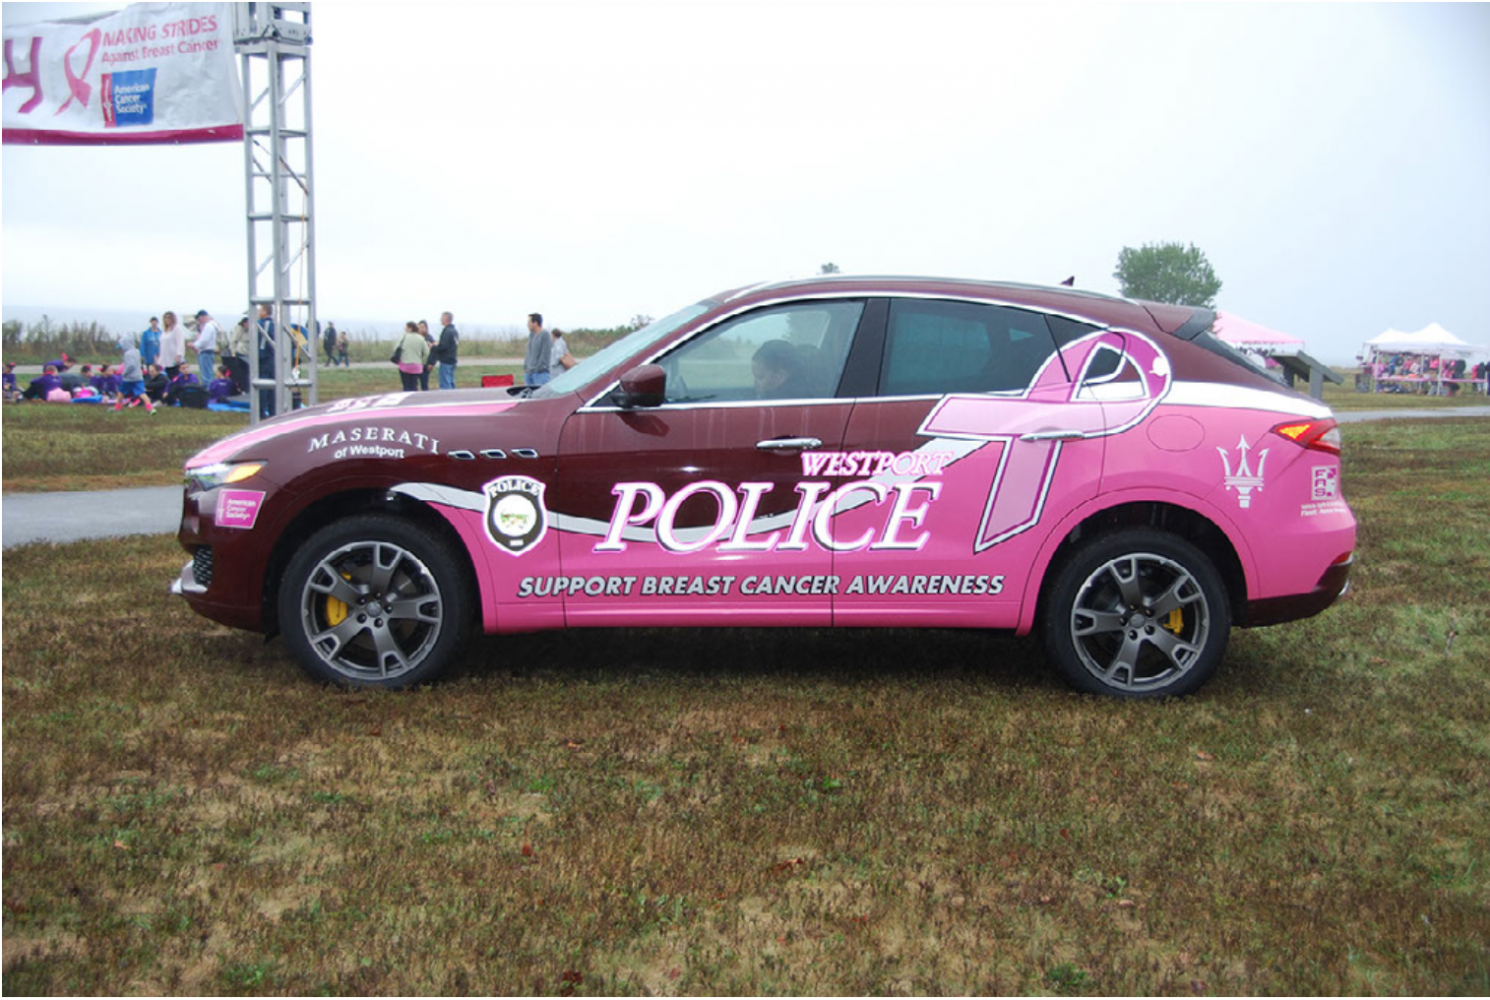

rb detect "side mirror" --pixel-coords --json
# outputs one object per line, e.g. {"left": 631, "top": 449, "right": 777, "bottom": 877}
{"left": 618, "top": 364, "right": 666, "bottom": 408}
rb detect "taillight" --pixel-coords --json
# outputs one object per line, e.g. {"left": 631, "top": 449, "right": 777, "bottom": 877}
{"left": 1271, "top": 418, "right": 1341, "bottom": 455}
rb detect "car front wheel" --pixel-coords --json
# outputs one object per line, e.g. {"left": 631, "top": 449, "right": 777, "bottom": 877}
{"left": 278, "top": 515, "right": 469, "bottom": 687}
{"left": 1043, "top": 529, "right": 1231, "bottom": 698}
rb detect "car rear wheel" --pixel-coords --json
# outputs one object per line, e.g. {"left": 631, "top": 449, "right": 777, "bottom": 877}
{"left": 1043, "top": 528, "right": 1230, "bottom": 698}
{"left": 278, "top": 515, "right": 469, "bottom": 688}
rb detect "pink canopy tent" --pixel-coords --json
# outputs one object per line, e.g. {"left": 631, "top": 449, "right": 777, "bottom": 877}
{"left": 1213, "top": 312, "right": 1305, "bottom": 351}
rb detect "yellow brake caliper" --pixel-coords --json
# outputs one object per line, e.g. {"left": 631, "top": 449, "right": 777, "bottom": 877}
{"left": 326, "top": 572, "right": 353, "bottom": 626}
{"left": 1164, "top": 609, "right": 1184, "bottom": 634}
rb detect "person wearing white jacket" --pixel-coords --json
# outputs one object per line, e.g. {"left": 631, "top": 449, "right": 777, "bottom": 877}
{"left": 159, "top": 310, "right": 187, "bottom": 378}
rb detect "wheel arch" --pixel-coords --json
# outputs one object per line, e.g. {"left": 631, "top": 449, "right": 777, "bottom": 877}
{"left": 1018, "top": 494, "right": 1253, "bottom": 636}
{"left": 261, "top": 487, "right": 481, "bottom": 636}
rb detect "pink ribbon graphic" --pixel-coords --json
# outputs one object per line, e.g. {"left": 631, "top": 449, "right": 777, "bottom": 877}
{"left": 56, "top": 29, "right": 101, "bottom": 115}
{"left": 919, "top": 331, "right": 1171, "bottom": 550}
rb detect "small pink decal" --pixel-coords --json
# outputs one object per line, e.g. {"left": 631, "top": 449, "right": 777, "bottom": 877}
{"left": 217, "top": 489, "right": 266, "bottom": 530}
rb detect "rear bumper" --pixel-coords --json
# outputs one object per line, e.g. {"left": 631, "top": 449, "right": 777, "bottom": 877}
{"left": 1243, "top": 554, "right": 1353, "bottom": 627}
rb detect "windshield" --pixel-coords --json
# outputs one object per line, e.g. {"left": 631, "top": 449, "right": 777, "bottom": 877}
{"left": 532, "top": 301, "right": 715, "bottom": 399}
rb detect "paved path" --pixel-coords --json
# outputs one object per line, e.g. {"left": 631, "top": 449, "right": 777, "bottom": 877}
{"left": 1334, "top": 405, "right": 1490, "bottom": 423}
{"left": 3, "top": 485, "right": 182, "bottom": 548}
{"left": 3, "top": 406, "right": 1488, "bottom": 549}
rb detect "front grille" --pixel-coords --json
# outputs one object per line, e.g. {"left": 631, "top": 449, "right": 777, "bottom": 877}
{"left": 192, "top": 546, "right": 214, "bottom": 588}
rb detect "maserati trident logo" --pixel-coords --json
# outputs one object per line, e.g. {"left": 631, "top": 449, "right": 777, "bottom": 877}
{"left": 483, "top": 475, "right": 548, "bottom": 556}
{"left": 1218, "top": 435, "right": 1268, "bottom": 508}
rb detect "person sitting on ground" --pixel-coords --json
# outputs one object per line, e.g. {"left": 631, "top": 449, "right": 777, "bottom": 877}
{"left": 208, "top": 364, "right": 237, "bottom": 405}
{"left": 113, "top": 340, "right": 158, "bottom": 414}
{"left": 72, "top": 365, "right": 100, "bottom": 401}
{"left": 751, "top": 339, "right": 813, "bottom": 400}
{"left": 143, "top": 363, "right": 170, "bottom": 402}
{"left": 59, "top": 364, "right": 86, "bottom": 393}
{"left": 162, "top": 368, "right": 200, "bottom": 407}
{"left": 2, "top": 361, "right": 17, "bottom": 402}
{"left": 23, "top": 365, "right": 63, "bottom": 401}
{"left": 93, "top": 363, "right": 122, "bottom": 400}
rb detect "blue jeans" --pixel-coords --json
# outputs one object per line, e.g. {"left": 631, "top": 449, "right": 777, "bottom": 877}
{"left": 438, "top": 362, "right": 456, "bottom": 389}
{"left": 198, "top": 350, "right": 215, "bottom": 383}
{"left": 526, "top": 371, "right": 551, "bottom": 387}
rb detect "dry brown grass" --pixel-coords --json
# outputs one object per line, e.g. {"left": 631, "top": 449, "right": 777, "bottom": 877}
{"left": 3, "top": 421, "right": 1488, "bottom": 995}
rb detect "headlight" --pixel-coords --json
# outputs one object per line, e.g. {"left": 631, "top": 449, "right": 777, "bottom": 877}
{"left": 187, "top": 461, "right": 266, "bottom": 491}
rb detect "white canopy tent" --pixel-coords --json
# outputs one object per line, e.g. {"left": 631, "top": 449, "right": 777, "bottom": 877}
{"left": 1362, "top": 323, "right": 1488, "bottom": 360}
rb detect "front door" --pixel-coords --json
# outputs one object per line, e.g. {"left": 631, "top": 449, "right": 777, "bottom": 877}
{"left": 552, "top": 299, "right": 868, "bottom": 626}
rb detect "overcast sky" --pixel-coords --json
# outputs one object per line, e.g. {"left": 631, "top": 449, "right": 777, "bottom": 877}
{"left": 4, "top": 2, "right": 1487, "bottom": 360}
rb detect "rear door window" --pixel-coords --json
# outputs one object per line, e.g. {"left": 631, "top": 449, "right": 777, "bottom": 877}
{"left": 879, "top": 299, "right": 1066, "bottom": 395}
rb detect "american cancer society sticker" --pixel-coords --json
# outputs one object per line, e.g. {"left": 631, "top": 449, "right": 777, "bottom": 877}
{"left": 217, "top": 489, "right": 266, "bottom": 530}
{"left": 483, "top": 476, "right": 548, "bottom": 556}
{"left": 102, "top": 68, "right": 157, "bottom": 128}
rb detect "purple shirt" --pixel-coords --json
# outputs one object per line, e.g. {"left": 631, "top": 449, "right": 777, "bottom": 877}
{"left": 208, "top": 377, "right": 236, "bottom": 403}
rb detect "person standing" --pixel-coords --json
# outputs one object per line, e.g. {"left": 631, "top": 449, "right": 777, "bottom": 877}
{"left": 191, "top": 309, "right": 220, "bottom": 382}
{"left": 550, "top": 326, "right": 576, "bottom": 373}
{"left": 435, "top": 311, "right": 459, "bottom": 389}
{"left": 335, "top": 326, "right": 350, "bottom": 367}
{"left": 418, "top": 319, "right": 435, "bottom": 391}
{"left": 160, "top": 311, "right": 187, "bottom": 378}
{"left": 256, "top": 303, "right": 277, "bottom": 419}
{"left": 323, "top": 321, "right": 338, "bottom": 367}
{"left": 140, "top": 317, "right": 162, "bottom": 369}
{"left": 395, "top": 321, "right": 430, "bottom": 392}
{"left": 524, "top": 312, "right": 550, "bottom": 387}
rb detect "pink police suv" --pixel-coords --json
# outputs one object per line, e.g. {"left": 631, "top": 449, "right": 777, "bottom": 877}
{"left": 175, "top": 277, "right": 1355, "bottom": 697}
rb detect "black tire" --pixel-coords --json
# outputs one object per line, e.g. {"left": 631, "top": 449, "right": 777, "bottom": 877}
{"left": 277, "top": 515, "right": 470, "bottom": 688}
{"left": 1042, "top": 528, "right": 1231, "bottom": 698}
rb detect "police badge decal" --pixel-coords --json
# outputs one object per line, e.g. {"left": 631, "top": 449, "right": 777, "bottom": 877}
{"left": 483, "top": 476, "right": 548, "bottom": 556}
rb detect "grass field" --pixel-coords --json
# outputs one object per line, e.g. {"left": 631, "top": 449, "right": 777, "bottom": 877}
{"left": 1, "top": 365, "right": 522, "bottom": 494}
{"left": 3, "top": 415, "right": 1487, "bottom": 994}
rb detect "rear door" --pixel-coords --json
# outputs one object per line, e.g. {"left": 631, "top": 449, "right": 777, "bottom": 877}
{"left": 829, "top": 297, "right": 1108, "bottom": 627}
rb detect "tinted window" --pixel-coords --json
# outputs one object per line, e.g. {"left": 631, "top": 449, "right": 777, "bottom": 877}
{"left": 657, "top": 300, "right": 864, "bottom": 403}
{"left": 880, "top": 299, "right": 1064, "bottom": 395}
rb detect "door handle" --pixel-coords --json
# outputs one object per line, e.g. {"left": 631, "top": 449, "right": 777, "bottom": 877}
{"left": 1018, "top": 429, "right": 1085, "bottom": 442}
{"left": 757, "top": 437, "right": 823, "bottom": 451}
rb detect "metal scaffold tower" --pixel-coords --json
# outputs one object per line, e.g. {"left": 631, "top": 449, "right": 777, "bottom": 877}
{"left": 233, "top": 3, "right": 315, "bottom": 423}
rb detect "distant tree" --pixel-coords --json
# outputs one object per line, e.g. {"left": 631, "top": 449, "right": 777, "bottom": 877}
{"left": 1113, "top": 242, "right": 1222, "bottom": 309}
{"left": 627, "top": 314, "right": 654, "bottom": 331}
{"left": 819, "top": 262, "right": 841, "bottom": 275}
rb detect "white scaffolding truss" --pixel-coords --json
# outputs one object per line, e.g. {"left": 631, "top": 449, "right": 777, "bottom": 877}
{"left": 233, "top": 2, "right": 315, "bottom": 423}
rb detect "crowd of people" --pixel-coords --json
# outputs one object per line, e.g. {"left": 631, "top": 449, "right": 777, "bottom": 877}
{"left": 1363, "top": 353, "right": 1490, "bottom": 395}
{"left": 3, "top": 307, "right": 348, "bottom": 415}
{"left": 4, "top": 307, "right": 587, "bottom": 409}
{"left": 384, "top": 310, "right": 574, "bottom": 392}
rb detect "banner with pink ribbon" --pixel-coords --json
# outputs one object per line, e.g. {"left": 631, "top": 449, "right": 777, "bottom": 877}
{"left": 3, "top": 2, "right": 242, "bottom": 145}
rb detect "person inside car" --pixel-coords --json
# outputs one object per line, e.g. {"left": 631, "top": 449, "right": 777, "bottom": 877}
{"left": 751, "top": 339, "right": 813, "bottom": 399}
